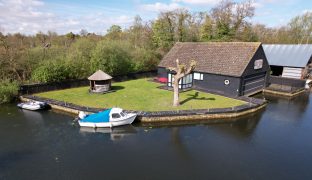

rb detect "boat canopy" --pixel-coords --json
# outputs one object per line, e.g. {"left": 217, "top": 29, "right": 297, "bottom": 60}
{"left": 80, "top": 109, "right": 112, "bottom": 123}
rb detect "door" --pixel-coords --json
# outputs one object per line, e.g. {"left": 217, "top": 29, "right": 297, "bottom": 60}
{"left": 242, "top": 72, "right": 266, "bottom": 95}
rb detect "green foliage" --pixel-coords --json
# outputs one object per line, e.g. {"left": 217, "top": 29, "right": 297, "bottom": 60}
{"left": 131, "top": 48, "right": 160, "bottom": 72}
{"left": 200, "top": 15, "right": 214, "bottom": 41}
{"left": 0, "top": 0, "right": 310, "bottom": 84}
{"left": 106, "top": 25, "right": 123, "bottom": 40}
{"left": 31, "top": 60, "right": 70, "bottom": 83}
{"left": 66, "top": 38, "right": 96, "bottom": 79}
{"left": 152, "top": 16, "right": 175, "bottom": 51}
{"left": 91, "top": 40, "right": 134, "bottom": 76}
{"left": 0, "top": 80, "right": 19, "bottom": 104}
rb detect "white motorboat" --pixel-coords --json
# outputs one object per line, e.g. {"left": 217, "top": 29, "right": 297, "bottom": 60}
{"left": 78, "top": 108, "right": 137, "bottom": 128}
{"left": 17, "top": 101, "right": 49, "bottom": 111}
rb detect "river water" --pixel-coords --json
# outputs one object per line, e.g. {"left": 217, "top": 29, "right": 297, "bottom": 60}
{"left": 0, "top": 92, "right": 312, "bottom": 180}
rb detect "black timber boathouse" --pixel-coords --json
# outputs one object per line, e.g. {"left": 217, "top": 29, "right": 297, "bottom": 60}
{"left": 157, "top": 42, "right": 270, "bottom": 97}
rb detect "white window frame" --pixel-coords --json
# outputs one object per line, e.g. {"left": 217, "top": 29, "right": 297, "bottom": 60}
{"left": 254, "top": 59, "right": 263, "bottom": 70}
{"left": 193, "top": 72, "right": 203, "bottom": 80}
{"left": 168, "top": 73, "right": 172, "bottom": 86}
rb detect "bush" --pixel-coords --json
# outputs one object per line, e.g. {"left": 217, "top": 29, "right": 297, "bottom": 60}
{"left": 91, "top": 40, "right": 135, "bottom": 76}
{"left": 0, "top": 80, "right": 19, "bottom": 104}
{"left": 131, "top": 48, "right": 160, "bottom": 72}
{"left": 31, "top": 60, "right": 70, "bottom": 83}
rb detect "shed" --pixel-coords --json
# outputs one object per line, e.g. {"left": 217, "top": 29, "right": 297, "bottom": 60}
{"left": 88, "top": 70, "right": 112, "bottom": 93}
{"left": 263, "top": 44, "right": 312, "bottom": 79}
{"left": 158, "top": 42, "right": 270, "bottom": 97}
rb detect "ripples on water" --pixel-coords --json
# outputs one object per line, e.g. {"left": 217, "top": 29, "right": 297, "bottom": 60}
{"left": 0, "top": 92, "right": 311, "bottom": 180}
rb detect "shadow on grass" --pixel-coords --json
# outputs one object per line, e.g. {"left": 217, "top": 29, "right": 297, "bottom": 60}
{"left": 111, "top": 86, "right": 125, "bottom": 91}
{"left": 180, "top": 92, "right": 216, "bottom": 105}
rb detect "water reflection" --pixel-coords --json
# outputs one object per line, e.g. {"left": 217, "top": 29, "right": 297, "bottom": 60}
{"left": 208, "top": 112, "right": 263, "bottom": 140}
{"left": 79, "top": 125, "right": 137, "bottom": 141}
{"left": 18, "top": 109, "right": 44, "bottom": 126}
{"left": 261, "top": 92, "right": 310, "bottom": 123}
{"left": 141, "top": 108, "right": 264, "bottom": 138}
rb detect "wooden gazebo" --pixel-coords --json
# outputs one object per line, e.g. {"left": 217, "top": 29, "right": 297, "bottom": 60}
{"left": 88, "top": 70, "right": 112, "bottom": 93}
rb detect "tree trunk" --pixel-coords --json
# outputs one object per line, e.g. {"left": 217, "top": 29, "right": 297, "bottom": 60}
{"left": 173, "top": 76, "right": 180, "bottom": 106}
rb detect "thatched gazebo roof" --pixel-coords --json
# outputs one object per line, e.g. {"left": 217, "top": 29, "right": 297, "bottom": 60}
{"left": 88, "top": 70, "right": 112, "bottom": 81}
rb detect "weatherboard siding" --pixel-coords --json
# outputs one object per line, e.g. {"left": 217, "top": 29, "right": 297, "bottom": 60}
{"left": 282, "top": 67, "right": 303, "bottom": 79}
{"left": 193, "top": 73, "right": 241, "bottom": 97}
{"left": 242, "top": 45, "right": 270, "bottom": 77}
{"left": 240, "top": 45, "right": 270, "bottom": 95}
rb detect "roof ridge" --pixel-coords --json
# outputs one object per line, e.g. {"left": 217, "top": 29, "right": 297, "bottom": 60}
{"left": 176, "top": 41, "right": 261, "bottom": 44}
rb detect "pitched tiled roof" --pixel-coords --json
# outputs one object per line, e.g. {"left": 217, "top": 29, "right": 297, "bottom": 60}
{"left": 158, "top": 42, "right": 261, "bottom": 77}
{"left": 88, "top": 70, "right": 112, "bottom": 80}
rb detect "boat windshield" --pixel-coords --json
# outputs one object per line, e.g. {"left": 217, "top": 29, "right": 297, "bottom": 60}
{"left": 112, "top": 113, "right": 121, "bottom": 119}
{"left": 120, "top": 112, "right": 125, "bottom": 117}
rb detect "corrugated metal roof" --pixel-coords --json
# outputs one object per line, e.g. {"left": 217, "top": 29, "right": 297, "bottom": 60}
{"left": 263, "top": 44, "right": 312, "bottom": 68}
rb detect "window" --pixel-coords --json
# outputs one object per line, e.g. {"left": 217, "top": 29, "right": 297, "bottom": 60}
{"left": 120, "top": 112, "right": 125, "bottom": 117}
{"left": 167, "top": 73, "right": 193, "bottom": 89}
{"left": 168, "top": 73, "right": 172, "bottom": 86}
{"left": 224, "top": 79, "right": 230, "bottom": 85}
{"left": 194, "top": 72, "right": 203, "bottom": 80}
{"left": 254, "top": 59, "right": 263, "bottom": 69}
{"left": 112, "top": 113, "right": 121, "bottom": 118}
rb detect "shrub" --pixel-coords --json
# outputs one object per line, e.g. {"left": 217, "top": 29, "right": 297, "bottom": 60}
{"left": 91, "top": 40, "right": 135, "bottom": 76}
{"left": 0, "top": 80, "right": 19, "bottom": 104}
{"left": 31, "top": 60, "right": 70, "bottom": 83}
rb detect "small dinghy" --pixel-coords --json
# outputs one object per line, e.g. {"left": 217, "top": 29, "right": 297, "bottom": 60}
{"left": 17, "top": 101, "right": 48, "bottom": 111}
{"left": 78, "top": 108, "right": 137, "bottom": 128}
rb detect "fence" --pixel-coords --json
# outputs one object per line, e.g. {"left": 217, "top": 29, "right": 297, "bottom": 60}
{"left": 268, "top": 75, "right": 306, "bottom": 93}
{"left": 19, "top": 70, "right": 157, "bottom": 95}
{"left": 269, "top": 76, "right": 306, "bottom": 87}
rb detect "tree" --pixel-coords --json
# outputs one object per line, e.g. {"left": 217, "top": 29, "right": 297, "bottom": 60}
{"left": 211, "top": 0, "right": 255, "bottom": 41}
{"left": 90, "top": 40, "right": 134, "bottom": 76}
{"left": 175, "top": 9, "right": 190, "bottom": 42}
{"left": 79, "top": 29, "right": 88, "bottom": 37}
{"left": 289, "top": 12, "right": 312, "bottom": 44}
{"left": 106, "top": 25, "right": 123, "bottom": 40}
{"left": 67, "top": 38, "right": 96, "bottom": 78}
{"left": 168, "top": 59, "right": 196, "bottom": 106}
{"left": 200, "top": 15, "right": 214, "bottom": 41}
{"left": 128, "top": 15, "right": 143, "bottom": 48}
{"left": 152, "top": 11, "right": 175, "bottom": 52}
{"left": 65, "top": 32, "right": 76, "bottom": 47}
{"left": 211, "top": 0, "right": 234, "bottom": 40}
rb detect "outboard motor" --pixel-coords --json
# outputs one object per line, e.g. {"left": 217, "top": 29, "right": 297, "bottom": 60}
{"left": 78, "top": 111, "right": 87, "bottom": 119}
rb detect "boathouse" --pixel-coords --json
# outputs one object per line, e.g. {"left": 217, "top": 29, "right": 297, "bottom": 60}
{"left": 158, "top": 42, "right": 270, "bottom": 97}
{"left": 88, "top": 70, "right": 112, "bottom": 93}
{"left": 263, "top": 44, "right": 312, "bottom": 79}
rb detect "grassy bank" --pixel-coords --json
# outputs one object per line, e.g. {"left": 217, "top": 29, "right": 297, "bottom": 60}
{"left": 36, "top": 79, "right": 245, "bottom": 111}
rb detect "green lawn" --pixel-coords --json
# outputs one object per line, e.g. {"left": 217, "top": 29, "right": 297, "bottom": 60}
{"left": 36, "top": 79, "right": 246, "bottom": 111}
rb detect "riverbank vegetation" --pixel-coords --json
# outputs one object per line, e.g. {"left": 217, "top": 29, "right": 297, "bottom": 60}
{"left": 35, "top": 79, "right": 245, "bottom": 111}
{"left": 1, "top": 0, "right": 311, "bottom": 103}
{"left": 0, "top": 80, "right": 19, "bottom": 104}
